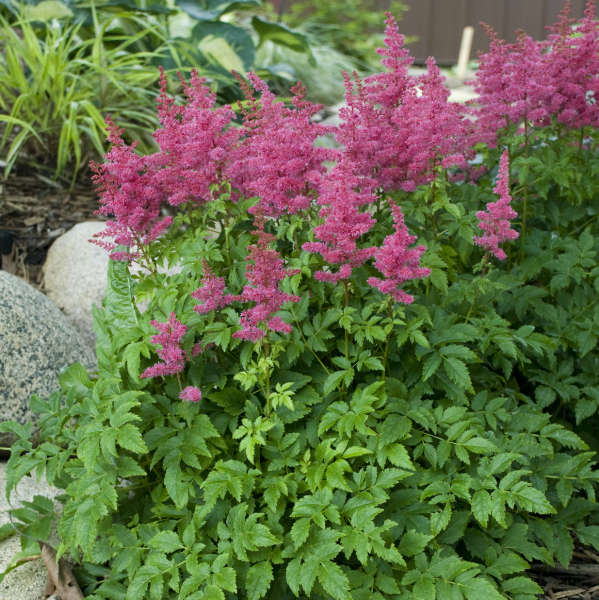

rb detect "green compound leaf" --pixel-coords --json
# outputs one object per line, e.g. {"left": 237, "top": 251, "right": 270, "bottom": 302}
{"left": 246, "top": 561, "right": 273, "bottom": 600}
{"left": 317, "top": 561, "right": 350, "bottom": 600}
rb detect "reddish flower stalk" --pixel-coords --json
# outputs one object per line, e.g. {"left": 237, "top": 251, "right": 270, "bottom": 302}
{"left": 473, "top": 150, "right": 519, "bottom": 260}
{"left": 303, "top": 163, "right": 377, "bottom": 283}
{"left": 90, "top": 118, "right": 171, "bottom": 261}
{"left": 233, "top": 215, "right": 300, "bottom": 341}
{"left": 141, "top": 312, "right": 188, "bottom": 378}
{"left": 192, "top": 261, "right": 237, "bottom": 315}
{"left": 367, "top": 202, "right": 430, "bottom": 304}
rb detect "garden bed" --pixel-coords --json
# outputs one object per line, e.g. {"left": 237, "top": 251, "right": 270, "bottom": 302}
{"left": 0, "top": 174, "right": 101, "bottom": 288}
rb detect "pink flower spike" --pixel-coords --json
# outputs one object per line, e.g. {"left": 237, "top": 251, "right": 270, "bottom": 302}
{"left": 192, "top": 262, "right": 236, "bottom": 315}
{"left": 141, "top": 312, "right": 188, "bottom": 379}
{"left": 367, "top": 202, "right": 430, "bottom": 304}
{"left": 232, "top": 215, "right": 300, "bottom": 341}
{"left": 180, "top": 386, "right": 202, "bottom": 402}
{"left": 474, "top": 150, "right": 519, "bottom": 260}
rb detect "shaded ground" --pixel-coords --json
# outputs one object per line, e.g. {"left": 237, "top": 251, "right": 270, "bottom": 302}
{"left": 531, "top": 545, "right": 599, "bottom": 599}
{"left": 0, "top": 174, "right": 103, "bottom": 290}
{"left": 1, "top": 174, "right": 599, "bottom": 600}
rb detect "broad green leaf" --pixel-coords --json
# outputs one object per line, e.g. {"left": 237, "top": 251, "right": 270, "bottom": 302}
{"left": 175, "top": 0, "right": 259, "bottom": 20}
{"left": 251, "top": 16, "right": 315, "bottom": 64}
{"left": 194, "top": 22, "right": 255, "bottom": 72}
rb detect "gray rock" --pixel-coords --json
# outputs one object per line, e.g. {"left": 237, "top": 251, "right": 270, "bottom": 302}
{"left": 0, "top": 461, "right": 61, "bottom": 600}
{"left": 42, "top": 221, "right": 109, "bottom": 350}
{"left": 0, "top": 271, "right": 95, "bottom": 444}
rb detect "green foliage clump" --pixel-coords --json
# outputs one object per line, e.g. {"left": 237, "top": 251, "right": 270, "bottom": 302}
{"left": 0, "top": 11, "right": 162, "bottom": 182}
{"left": 0, "top": 0, "right": 317, "bottom": 183}
{"left": 3, "top": 10, "right": 599, "bottom": 600}
{"left": 279, "top": 0, "right": 408, "bottom": 70}
{"left": 3, "top": 137, "right": 599, "bottom": 598}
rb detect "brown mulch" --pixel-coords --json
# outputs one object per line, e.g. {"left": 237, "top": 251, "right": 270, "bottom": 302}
{"left": 530, "top": 547, "right": 599, "bottom": 599}
{"left": 0, "top": 173, "right": 104, "bottom": 290}
{"left": 2, "top": 174, "right": 599, "bottom": 600}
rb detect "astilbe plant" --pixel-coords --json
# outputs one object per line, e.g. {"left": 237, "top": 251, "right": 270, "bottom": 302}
{"left": 472, "top": 0, "right": 599, "bottom": 145}
{"left": 4, "top": 5, "right": 599, "bottom": 600}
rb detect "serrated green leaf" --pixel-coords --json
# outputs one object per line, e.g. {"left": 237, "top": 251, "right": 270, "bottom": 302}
{"left": 471, "top": 490, "right": 492, "bottom": 527}
{"left": 117, "top": 424, "right": 148, "bottom": 455}
{"left": 317, "top": 561, "right": 350, "bottom": 600}
{"left": 501, "top": 576, "right": 543, "bottom": 595}
{"left": 422, "top": 353, "right": 442, "bottom": 382}
{"left": 463, "top": 578, "right": 504, "bottom": 600}
{"left": 323, "top": 370, "right": 347, "bottom": 395}
{"left": 463, "top": 437, "right": 497, "bottom": 454}
{"left": 443, "top": 357, "right": 472, "bottom": 391}
{"left": 398, "top": 530, "right": 432, "bottom": 557}
{"left": 246, "top": 561, "right": 273, "bottom": 600}
{"left": 148, "top": 531, "right": 182, "bottom": 553}
{"left": 286, "top": 557, "right": 301, "bottom": 596}
{"left": 202, "top": 584, "right": 225, "bottom": 600}
{"left": 577, "top": 526, "right": 599, "bottom": 552}
{"left": 291, "top": 517, "right": 310, "bottom": 549}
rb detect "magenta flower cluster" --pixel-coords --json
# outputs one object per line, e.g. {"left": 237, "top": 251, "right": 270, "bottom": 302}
{"left": 472, "top": 1, "right": 599, "bottom": 145}
{"left": 335, "top": 14, "right": 471, "bottom": 192}
{"left": 473, "top": 150, "right": 519, "bottom": 260}
{"left": 232, "top": 216, "right": 300, "bottom": 341}
{"left": 140, "top": 312, "right": 188, "bottom": 379}
{"left": 93, "top": 4, "right": 599, "bottom": 397}
{"left": 228, "top": 75, "right": 335, "bottom": 218}
{"left": 368, "top": 202, "right": 431, "bottom": 303}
